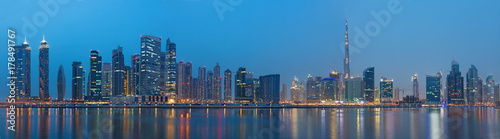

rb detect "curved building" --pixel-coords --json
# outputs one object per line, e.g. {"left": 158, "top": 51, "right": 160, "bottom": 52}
{"left": 39, "top": 36, "right": 50, "bottom": 100}
{"left": 57, "top": 65, "right": 66, "bottom": 101}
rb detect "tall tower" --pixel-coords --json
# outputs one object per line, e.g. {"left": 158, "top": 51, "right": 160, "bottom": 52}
{"left": 57, "top": 65, "right": 66, "bottom": 101}
{"left": 167, "top": 38, "right": 177, "bottom": 97}
{"left": 72, "top": 62, "right": 84, "bottom": 101}
{"left": 224, "top": 69, "right": 232, "bottom": 102}
{"left": 112, "top": 46, "right": 125, "bottom": 96}
{"left": 344, "top": 16, "right": 350, "bottom": 79}
{"left": 412, "top": 73, "right": 419, "bottom": 99}
{"left": 39, "top": 36, "right": 50, "bottom": 100}
{"left": 89, "top": 50, "right": 102, "bottom": 99}
{"left": 14, "top": 37, "right": 31, "bottom": 98}
{"left": 139, "top": 35, "right": 161, "bottom": 95}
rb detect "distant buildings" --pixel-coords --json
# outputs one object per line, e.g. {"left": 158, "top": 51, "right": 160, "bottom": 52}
{"left": 321, "top": 77, "right": 337, "bottom": 101}
{"left": 446, "top": 61, "right": 464, "bottom": 104}
{"left": 39, "top": 36, "right": 50, "bottom": 100}
{"left": 235, "top": 67, "right": 252, "bottom": 103}
{"left": 290, "top": 77, "right": 303, "bottom": 103}
{"left": 363, "top": 67, "right": 375, "bottom": 102}
{"left": 207, "top": 70, "right": 213, "bottom": 100}
{"left": 213, "top": 63, "right": 222, "bottom": 101}
{"left": 345, "top": 76, "right": 364, "bottom": 102}
{"left": 89, "top": 50, "right": 102, "bottom": 99}
{"left": 224, "top": 69, "right": 232, "bottom": 102}
{"left": 72, "top": 62, "right": 84, "bottom": 101}
{"left": 57, "top": 65, "right": 65, "bottom": 101}
{"left": 198, "top": 67, "right": 206, "bottom": 101}
{"left": 258, "top": 74, "right": 280, "bottom": 104}
{"left": 426, "top": 72, "right": 442, "bottom": 103}
{"left": 166, "top": 38, "right": 177, "bottom": 98}
{"left": 102, "top": 62, "right": 112, "bottom": 98}
{"left": 306, "top": 74, "right": 318, "bottom": 101}
{"left": 139, "top": 35, "right": 162, "bottom": 95}
{"left": 177, "top": 61, "right": 185, "bottom": 100}
{"left": 466, "top": 65, "right": 480, "bottom": 104}
{"left": 484, "top": 75, "right": 495, "bottom": 103}
{"left": 185, "top": 62, "right": 193, "bottom": 100}
{"left": 412, "top": 73, "right": 419, "bottom": 99}
{"left": 14, "top": 38, "right": 31, "bottom": 98}
{"left": 380, "top": 77, "right": 393, "bottom": 102}
{"left": 112, "top": 46, "right": 125, "bottom": 96}
{"left": 281, "top": 83, "right": 287, "bottom": 102}
{"left": 131, "top": 54, "right": 140, "bottom": 96}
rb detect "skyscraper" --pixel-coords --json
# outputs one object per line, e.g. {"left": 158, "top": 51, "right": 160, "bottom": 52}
{"left": 224, "top": 69, "right": 232, "bottom": 102}
{"left": 112, "top": 46, "right": 125, "bottom": 96}
{"left": 167, "top": 38, "right": 177, "bottom": 97}
{"left": 363, "top": 67, "right": 375, "bottom": 102}
{"left": 281, "top": 83, "right": 288, "bottom": 102}
{"left": 345, "top": 76, "right": 364, "bottom": 102}
{"left": 344, "top": 17, "right": 350, "bottom": 79}
{"left": 394, "top": 87, "right": 400, "bottom": 101}
{"left": 131, "top": 54, "right": 140, "bottom": 96}
{"left": 124, "top": 66, "right": 130, "bottom": 96}
{"left": 478, "top": 77, "right": 483, "bottom": 103}
{"left": 184, "top": 62, "right": 193, "bottom": 100}
{"left": 259, "top": 74, "right": 280, "bottom": 104}
{"left": 321, "top": 78, "right": 337, "bottom": 101}
{"left": 57, "top": 65, "right": 65, "bottom": 101}
{"left": 329, "top": 70, "right": 341, "bottom": 100}
{"left": 466, "top": 65, "right": 479, "bottom": 104}
{"left": 495, "top": 84, "right": 499, "bottom": 103}
{"left": 102, "top": 62, "right": 112, "bottom": 98}
{"left": 89, "top": 50, "right": 102, "bottom": 99}
{"left": 176, "top": 61, "right": 185, "bottom": 100}
{"left": 139, "top": 35, "right": 161, "bottom": 95}
{"left": 198, "top": 67, "right": 206, "bottom": 101}
{"left": 426, "top": 72, "right": 442, "bottom": 103}
{"left": 72, "top": 62, "right": 84, "bottom": 101}
{"left": 206, "top": 70, "right": 213, "bottom": 101}
{"left": 39, "top": 36, "right": 50, "bottom": 100}
{"left": 213, "top": 63, "right": 221, "bottom": 101}
{"left": 14, "top": 38, "right": 31, "bottom": 98}
{"left": 380, "top": 77, "right": 393, "bottom": 102}
{"left": 484, "top": 75, "right": 495, "bottom": 104}
{"left": 306, "top": 74, "right": 318, "bottom": 101}
{"left": 446, "top": 61, "right": 464, "bottom": 104}
{"left": 290, "top": 77, "right": 302, "bottom": 102}
{"left": 159, "top": 52, "right": 166, "bottom": 95}
{"left": 412, "top": 73, "right": 419, "bottom": 98}
{"left": 235, "top": 67, "right": 252, "bottom": 103}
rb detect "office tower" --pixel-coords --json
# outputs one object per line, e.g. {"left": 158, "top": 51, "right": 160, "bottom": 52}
{"left": 245, "top": 72, "right": 254, "bottom": 98}
{"left": 344, "top": 17, "right": 350, "bottom": 79}
{"left": 394, "top": 87, "right": 400, "bottom": 101}
{"left": 192, "top": 78, "right": 198, "bottom": 101}
{"left": 329, "top": 70, "right": 341, "bottom": 100}
{"left": 112, "top": 46, "right": 125, "bottom": 96}
{"left": 315, "top": 77, "right": 322, "bottom": 99}
{"left": 321, "top": 77, "right": 337, "bottom": 101}
{"left": 213, "top": 63, "right": 221, "bottom": 101}
{"left": 363, "top": 67, "right": 375, "bottom": 102}
{"left": 139, "top": 35, "right": 161, "bottom": 95}
{"left": 484, "top": 75, "right": 495, "bottom": 103}
{"left": 374, "top": 88, "right": 380, "bottom": 103}
{"left": 159, "top": 52, "right": 166, "bottom": 95}
{"left": 131, "top": 54, "right": 140, "bottom": 96}
{"left": 167, "top": 38, "right": 177, "bottom": 97}
{"left": 495, "top": 84, "right": 499, "bottom": 103}
{"left": 259, "top": 74, "right": 280, "bottom": 104}
{"left": 235, "top": 67, "right": 252, "bottom": 103}
{"left": 13, "top": 38, "right": 31, "bottom": 98}
{"left": 206, "top": 70, "right": 214, "bottom": 100}
{"left": 184, "top": 62, "right": 192, "bottom": 100}
{"left": 412, "top": 73, "right": 419, "bottom": 98}
{"left": 478, "top": 77, "right": 483, "bottom": 103}
{"left": 83, "top": 70, "right": 86, "bottom": 97}
{"left": 252, "top": 78, "right": 260, "bottom": 102}
{"left": 57, "top": 65, "right": 65, "bottom": 101}
{"left": 72, "top": 62, "right": 84, "bottom": 101}
{"left": 224, "top": 69, "right": 232, "bottom": 102}
{"left": 102, "top": 62, "right": 112, "bottom": 97}
{"left": 290, "top": 77, "right": 301, "bottom": 102}
{"left": 380, "top": 77, "right": 393, "bottom": 102}
{"left": 345, "top": 76, "right": 364, "bottom": 102}
{"left": 177, "top": 61, "right": 185, "bottom": 100}
{"left": 446, "top": 61, "right": 465, "bottom": 104}
{"left": 426, "top": 72, "right": 442, "bottom": 103}
{"left": 466, "top": 65, "right": 479, "bottom": 104}
{"left": 89, "top": 50, "right": 102, "bottom": 99}
{"left": 198, "top": 67, "right": 206, "bottom": 101}
{"left": 39, "top": 36, "right": 50, "bottom": 100}
{"left": 299, "top": 82, "right": 305, "bottom": 102}
{"left": 306, "top": 74, "right": 318, "bottom": 101}
{"left": 281, "top": 84, "right": 288, "bottom": 102}
{"left": 124, "top": 66, "right": 130, "bottom": 96}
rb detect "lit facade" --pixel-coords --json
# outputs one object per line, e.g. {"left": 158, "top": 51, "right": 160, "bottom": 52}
{"left": 167, "top": 38, "right": 177, "bottom": 97}
{"left": 363, "top": 67, "right": 375, "bottom": 102}
{"left": 89, "top": 50, "right": 102, "bottom": 98}
{"left": 14, "top": 39, "right": 31, "bottom": 98}
{"left": 446, "top": 61, "right": 464, "bottom": 104}
{"left": 72, "top": 62, "right": 84, "bottom": 101}
{"left": 345, "top": 76, "right": 364, "bottom": 102}
{"left": 139, "top": 35, "right": 161, "bottom": 95}
{"left": 57, "top": 65, "right": 65, "bottom": 101}
{"left": 39, "top": 36, "right": 50, "bottom": 100}
{"left": 112, "top": 46, "right": 125, "bottom": 96}
{"left": 466, "top": 65, "right": 480, "bottom": 104}
{"left": 380, "top": 77, "right": 393, "bottom": 102}
{"left": 426, "top": 72, "right": 442, "bottom": 103}
{"left": 224, "top": 69, "right": 232, "bottom": 102}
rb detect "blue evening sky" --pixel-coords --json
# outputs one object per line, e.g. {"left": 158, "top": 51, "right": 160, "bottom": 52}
{"left": 1, "top": 0, "right": 499, "bottom": 99}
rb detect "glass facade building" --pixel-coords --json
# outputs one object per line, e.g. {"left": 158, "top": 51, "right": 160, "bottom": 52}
{"left": 139, "top": 35, "right": 161, "bottom": 95}
{"left": 446, "top": 61, "right": 464, "bottom": 104}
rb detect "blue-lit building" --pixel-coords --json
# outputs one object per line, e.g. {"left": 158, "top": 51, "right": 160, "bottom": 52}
{"left": 446, "top": 61, "right": 464, "bottom": 104}
{"left": 39, "top": 36, "right": 50, "bottom": 100}
{"left": 167, "top": 38, "right": 177, "bottom": 97}
{"left": 363, "top": 67, "right": 375, "bottom": 102}
{"left": 89, "top": 50, "right": 102, "bottom": 99}
{"left": 112, "top": 46, "right": 125, "bottom": 96}
{"left": 259, "top": 74, "right": 280, "bottom": 104}
{"left": 14, "top": 39, "right": 31, "bottom": 98}
{"left": 72, "top": 62, "right": 84, "bottom": 101}
{"left": 466, "top": 65, "right": 480, "bottom": 104}
{"left": 57, "top": 65, "right": 65, "bottom": 101}
{"left": 380, "top": 77, "right": 393, "bottom": 102}
{"left": 139, "top": 35, "right": 162, "bottom": 95}
{"left": 321, "top": 77, "right": 337, "bottom": 101}
{"left": 426, "top": 72, "right": 442, "bottom": 103}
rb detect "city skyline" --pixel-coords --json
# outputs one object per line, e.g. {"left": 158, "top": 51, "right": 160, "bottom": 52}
{"left": 1, "top": 0, "right": 500, "bottom": 100}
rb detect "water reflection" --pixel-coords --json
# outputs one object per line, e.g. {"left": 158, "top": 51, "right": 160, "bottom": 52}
{"left": 0, "top": 107, "right": 498, "bottom": 138}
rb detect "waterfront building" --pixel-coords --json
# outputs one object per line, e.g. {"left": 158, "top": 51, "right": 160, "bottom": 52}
{"left": 102, "top": 62, "right": 112, "bottom": 98}
{"left": 345, "top": 76, "right": 364, "bottom": 102}
{"left": 321, "top": 77, "right": 337, "bottom": 102}
{"left": 259, "top": 74, "right": 280, "bottom": 104}
{"left": 89, "top": 50, "right": 102, "bottom": 99}
{"left": 213, "top": 63, "right": 221, "bottom": 101}
{"left": 131, "top": 54, "right": 140, "bottom": 96}
{"left": 72, "top": 62, "right": 84, "bottom": 101}
{"left": 198, "top": 67, "right": 206, "bottom": 101}
{"left": 39, "top": 36, "right": 50, "bottom": 100}
{"left": 380, "top": 77, "right": 393, "bottom": 102}
{"left": 139, "top": 35, "right": 161, "bottom": 95}
{"left": 446, "top": 61, "right": 465, "bottom": 104}
{"left": 112, "top": 46, "right": 125, "bottom": 96}
{"left": 363, "top": 67, "right": 375, "bottom": 102}
{"left": 57, "top": 65, "right": 65, "bottom": 101}
{"left": 207, "top": 70, "right": 213, "bottom": 100}
{"left": 177, "top": 61, "right": 185, "bottom": 100}
{"left": 466, "top": 65, "right": 480, "bottom": 104}
{"left": 426, "top": 72, "right": 442, "bottom": 103}
{"left": 167, "top": 38, "right": 177, "bottom": 97}
{"left": 235, "top": 67, "right": 252, "bottom": 103}
{"left": 412, "top": 73, "right": 419, "bottom": 98}
{"left": 281, "top": 83, "right": 288, "bottom": 102}
{"left": 224, "top": 69, "right": 232, "bottom": 102}
{"left": 13, "top": 38, "right": 31, "bottom": 98}
{"left": 484, "top": 75, "right": 495, "bottom": 104}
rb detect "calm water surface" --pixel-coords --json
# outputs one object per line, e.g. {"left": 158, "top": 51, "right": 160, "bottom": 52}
{"left": 0, "top": 107, "right": 498, "bottom": 139}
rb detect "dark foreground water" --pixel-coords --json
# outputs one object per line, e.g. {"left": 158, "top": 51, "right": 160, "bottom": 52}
{"left": 0, "top": 107, "right": 498, "bottom": 139}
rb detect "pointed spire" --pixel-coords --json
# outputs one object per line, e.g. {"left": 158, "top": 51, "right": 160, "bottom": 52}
{"left": 23, "top": 36, "right": 28, "bottom": 45}
{"left": 41, "top": 34, "right": 47, "bottom": 44}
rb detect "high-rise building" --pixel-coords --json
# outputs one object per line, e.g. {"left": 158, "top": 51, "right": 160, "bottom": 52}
{"left": 57, "top": 65, "right": 65, "bottom": 101}
{"left": 139, "top": 35, "right": 161, "bottom": 95}
{"left": 224, "top": 69, "right": 232, "bottom": 102}
{"left": 321, "top": 77, "right": 337, "bottom": 101}
{"left": 299, "top": 82, "right": 305, "bottom": 102}
{"left": 206, "top": 70, "right": 214, "bottom": 100}
{"left": 494, "top": 84, "right": 499, "bottom": 103}
{"left": 259, "top": 74, "right": 280, "bottom": 104}
{"left": 484, "top": 75, "right": 495, "bottom": 104}
{"left": 159, "top": 52, "right": 166, "bottom": 95}
{"left": 315, "top": 77, "right": 322, "bottom": 99}
{"left": 345, "top": 76, "right": 364, "bottom": 102}
{"left": 124, "top": 66, "right": 130, "bottom": 96}
{"left": 72, "top": 62, "right": 84, "bottom": 101}
{"left": 235, "top": 67, "right": 252, "bottom": 103}
{"left": 363, "top": 67, "right": 375, "bottom": 102}
{"left": 253, "top": 78, "right": 260, "bottom": 102}
{"left": 198, "top": 67, "right": 206, "bottom": 101}
{"left": 102, "top": 62, "right": 112, "bottom": 98}
{"left": 329, "top": 71, "right": 341, "bottom": 100}
{"left": 412, "top": 73, "right": 419, "bottom": 98}
{"left": 131, "top": 54, "right": 140, "bottom": 96}
{"left": 344, "top": 17, "right": 350, "bottom": 79}
{"left": 39, "top": 36, "right": 50, "bottom": 100}
{"left": 394, "top": 87, "right": 400, "bottom": 101}
{"left": 466, "top": 65, "right": 480, "bottom": 104}
{"left": 281, "top": 84, "right": 288, "bottom": 102}
{"left": 184, "top": 62, "right": 193, "bottom": 100}
{"left": 245, "top": 72, "right": 254, "bottom": 99}
{"left": 89, "top": 50, "right": 102, "bottom": 99}
{"left": 380, "top": 77, "right": 393, "bottom": 102}
{"left": 14, "top": 38, "right": 31, "bottom": 98}
{"left": 192, "top": 78, "right": 199, "bottom": 101}
{"left": 213, "top": 63, "right": 221, "bottom": 101}
{"left": 112, "top": 46, "right": 125, "bottom": 96}
{"left": 426, "top": 72, "right": 442, "bottom": 103}
{"left": 290, "top": 77, "right": 301, "bottom": 102}
{"left": 306, "top": 74, "right": 319, "bottom": 101}
{"left": 166, "top": 38, "right": 177, "bottom": 97}
{"left": 83, "top": 70, "right": 86, "bottom": 97}
{"left": 176, "top": 61, "right": 185, "bottom": 100}
{"left": 446, "top": 61, "right": 465, "bottom": 104}
{"left": 478, "top": 77, "right": 483, "bottom": 103}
